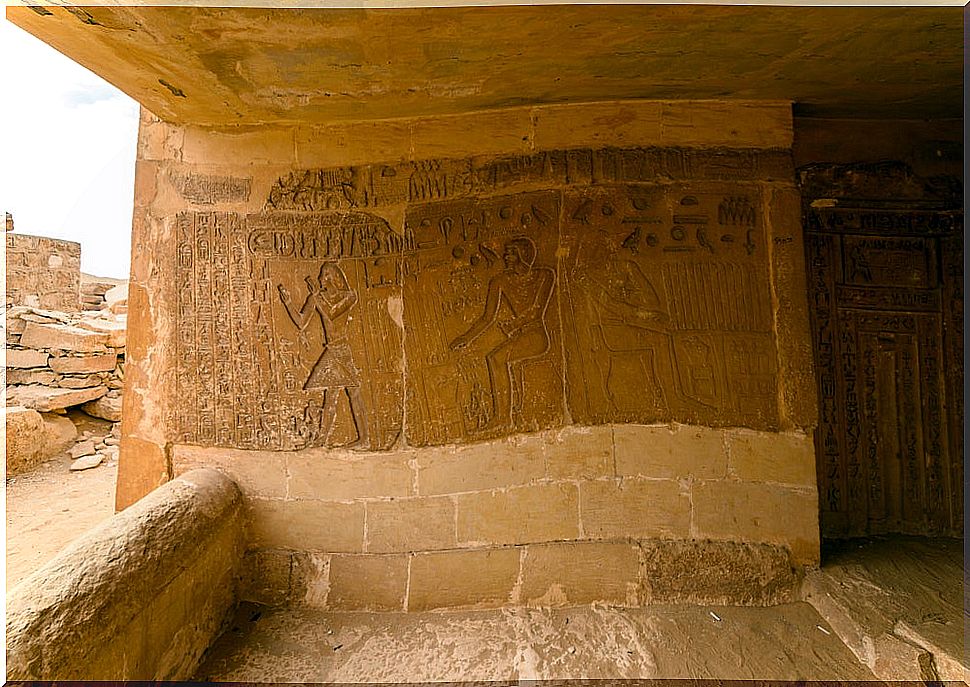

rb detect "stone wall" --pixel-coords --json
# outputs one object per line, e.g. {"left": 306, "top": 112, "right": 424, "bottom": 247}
{"left": 6, "top": 233, "right": 81, "bottom": 311}
{"left": 123, "top": 100, "right": 819, "bottom": 606}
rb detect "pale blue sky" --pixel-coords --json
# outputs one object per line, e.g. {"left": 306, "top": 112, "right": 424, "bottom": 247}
{"left": 1, "top": 17, "right": 138, "bottom": 280}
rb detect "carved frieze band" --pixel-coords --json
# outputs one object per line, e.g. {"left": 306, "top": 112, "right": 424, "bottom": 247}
{"left": 172, "top": 147, "right": 789, "bottom": 451}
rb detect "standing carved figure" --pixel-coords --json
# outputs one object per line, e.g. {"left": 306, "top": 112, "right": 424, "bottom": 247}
{"left": 450, "top": 236, "right": 555, "bottom": 430}
{"left": 278, "top": 263, "right": 370, "bottom": 449}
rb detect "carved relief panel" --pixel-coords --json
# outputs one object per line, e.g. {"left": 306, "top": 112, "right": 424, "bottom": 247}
{"left": 174, "top": 210, "right": 403, "bottom": 451}
{"left": 402, "top": 191, "right": 564, "bottom": 446}
{"left": 804, "top": 190, "right": 963, "bottom": 538}
{"left": 561, "top": 185, "right": 777, "bottom": 429}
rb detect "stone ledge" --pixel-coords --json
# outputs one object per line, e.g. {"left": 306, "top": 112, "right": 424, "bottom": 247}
{"left": 6, "top": 469, "right": 246, "bottom": 680}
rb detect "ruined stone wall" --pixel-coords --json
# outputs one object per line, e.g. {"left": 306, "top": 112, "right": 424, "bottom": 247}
{"left": 6, "top": 233, "right": 81, "bottom": 311}
{"left": 123, "top": 100, "right": 820, "bottom": 608}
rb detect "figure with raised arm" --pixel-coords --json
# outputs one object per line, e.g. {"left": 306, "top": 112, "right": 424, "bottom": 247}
{"left": 278, "top": 262, "right": 370, "bottom": 449}
{"left": 450, "top": 236, "right": 555, "bottom": 430}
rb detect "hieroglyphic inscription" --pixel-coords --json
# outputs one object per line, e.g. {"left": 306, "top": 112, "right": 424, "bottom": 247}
{"left": 174, "top": 210, "right": 403, "bottom": 451}
{"left": 561, "top": 185, "right": 777, "bottom": 429}
{"left": 402, "top": 191, "right": 563, "bottom": 446}
{"left": 805, "top": 195, "right": 962, "bottom": 537}
{"left": 266, "top": 147, "right": 794, "bottom": 211}
{"left": 171, "top": 172, "right": 251, "bottom": 205}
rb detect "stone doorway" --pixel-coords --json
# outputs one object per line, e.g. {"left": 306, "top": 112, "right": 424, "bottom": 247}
{"left": 800, "top": 162, "right": 963, "bottom": 538}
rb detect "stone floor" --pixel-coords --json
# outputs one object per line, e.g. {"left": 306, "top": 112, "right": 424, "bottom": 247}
{"left": 196, "top": 601, "right": 874, "bottom": 681}
{"left": 804, "top": 536, "right": 967, "bottom": 682}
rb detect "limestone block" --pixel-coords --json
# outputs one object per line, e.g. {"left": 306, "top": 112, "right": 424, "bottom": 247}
{"left": 172, "top": 445, "right": 287, "bottom": 499}
{"left": 7, "top": 384, "right": 107, "bottom": 412}
{"left": 407, "top": 548, "right": 519, "bottom": 611}
{"left": 366, "top": 496, "right": 457, "bottom": 553}
{"left": 20, "top": 321, "right": 110, "bottom": 353}
{"left": 81, "top": 393, "right": 123, "bottom": 421}
{"left": 415, "top": 440, "right": 545, "bottom": 496}
{"left": 615, "top": 424, "right": 727, "bottom": 480}
{"left": 581, "top": 478, "right": 691, "bottom": 539}
{"left": 638, "top": 539, "right": 798, "bottom": 606}
{"left": 327, "top": 554, "right": 408, "bottom": 611}
{"left": 104, "top": 283, "right": 128, "bottom": 307}
{"left": 457, "top": 483, "right": 580, "bottom": 546}
{"left": 726, "top": 429, "right": 816, "bottom": 486}
{"left": 181, "top": 125, "right": 296, "bottom": 166}
{"left": 288, "top": 450, "right": 414, "bottom": 501}
{"left": 248, "top": 499, "right": 364, "bottom": 552}
{"left": 296, "top": 120, "right": 412, "bottom": 167}
{"left": 6, "top": 348, "right": 49, "bottom": 368}
{"left": 692, "top": 480, "right": 819, "bottom": 564}
{"left": 77, "top": 317, "right": 126, "bottom": 348}
{"left": 49, "top": 353, "right": 118, "bottom": 374}
{"left": 519, "top": 541, "right": 640, "bottom": 606}
{"left": 540, "top": 425, "right": 614, "bottom": 481}
{"left": 411, "top": 107, "right": 533, "bottom": 159}
{"left": 6, "top": 369, "right": 58, "bottom": 385}
{"left": 240, "top": 550, "right": 296, "bottom": 607}
{"left": 660, "top": 101, "right": 793, "bottom": 148}
{"left": 533, "top": 100, "right": 663, "bottom": 150}
{"left": 58, "top": 374, "right": 103, "bottom": 389}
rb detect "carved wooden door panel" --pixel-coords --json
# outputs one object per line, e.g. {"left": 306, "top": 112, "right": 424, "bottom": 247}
{"left": 803, "top": 185, "right": 963, "bottom": 538}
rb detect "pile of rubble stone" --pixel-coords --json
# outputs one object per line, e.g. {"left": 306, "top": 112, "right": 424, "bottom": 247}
{"left": 67, "top": 420, "right": 122, "bottom": 471}
{"left": 6, "top": 305, "right": 125, "bottom": 422}
{"left": 80, "top": 278, "right": 127, "bottom": 314}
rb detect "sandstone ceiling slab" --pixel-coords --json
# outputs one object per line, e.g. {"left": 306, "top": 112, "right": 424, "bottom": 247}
{"left": 7, "top": 5, "right": 963, "bottom": 124}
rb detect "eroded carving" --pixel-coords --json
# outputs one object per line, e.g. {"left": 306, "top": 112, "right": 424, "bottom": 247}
{"left": 561, "top": 186, "right": 777, "bottom": 428}
{"left": 403, "top": 191, "right": 563, "bottom": 446}
{"left": 171, "top": 172, "right": 251, "bottom": 205}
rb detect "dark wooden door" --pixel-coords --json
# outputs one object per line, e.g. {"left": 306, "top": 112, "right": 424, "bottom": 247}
{"left": 801, "top": 164, "right": 963, "bottom": 538}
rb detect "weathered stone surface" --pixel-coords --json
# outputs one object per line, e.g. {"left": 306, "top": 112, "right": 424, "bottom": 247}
{"left": 726, "top": 428, "right": 815, "bottom": 486}
{"left": 70, "top": 440, "right": 97, "bottom": 459}
{"left": 81, "top": 393, "right": 123, "bottom": 421}
{"left": 7, "top": 384, "right": 107, "bottom": 412}
{"left": 6, "top": 469, "right": 245, "bottom": 680}
{"left": 415, "top": 440, "right": 545, "bottom": 496}
{"left": 692, "top": 480, "right": 819, "bottom": 564}
{"left": 5, "top": 232, "right": 80, "bottom": 312}
{"left": 248, "top": 499, "right": 364, "bottom": 553}
{"left": 366, "top": 497, "right": 457, "bottom": 553}
{"left": 6, "top": 348, "right": 49, "bottom": 368}
{"left": 638, "top": 539, "right": 798, "bottom": 606}
{"left": 8, "top": 384, "right": 108, "bottom": 412}
{"left": 49, "top": 353, "right": 118, "bottom": 373}
{"left": 328, "top": 554, "right": 408, "bottom": 611}
{"left": 581, "top": 478, "right": 691, "bottom": 539}
{"left": 288, "top": 450, "right": 414, "bottom": 501}
{"left": 19, "top": 321, "right": 110, "bottom": 352}
{"left": 70, "top": 453, "right": 104, "bottom": 471}
{"left": 77, "top": 317, "right": 126, "bottom": 348}
{"left": 5, "top": 406, "right": 76, "bottom": 475}
{"left": 5, "top": 369, "right": 58, "bottom": 385}
{"left": 457, "top": 483, "right": 579, "bottom": 546}
{"left": 172, "top": 445, "right": 287, "bottom": 499}
{"left": 519, "top": 541, "right": 639, "bottom": 606}
{"left": 615, "top": 424, "right": 727, "bottom": 480}
{"left": 408, "top": 548, "right": 519, "bottom": 611}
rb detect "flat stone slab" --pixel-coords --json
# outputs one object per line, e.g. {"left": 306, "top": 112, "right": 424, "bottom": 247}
{"left": 804, "top": 536, "right": 966, "bottom": 682}
{"left": 6, "top": 349, "right": 50, "bottom": 369}
{"left": 69, "top": 454, "right": 104, "bottom": 471}
{"left": 7, "top": 384, "right": 107, "bottom": 412}
{"left": 49, "top": 353, "right": 118, "bottom": 374}
{"left": 19, "top": 321, "right": 110, "bottom": 353}
{"left": 81, "top": 393, "right": 123, "bottom": 422}
{"left": 195, "top": 602, "right": 872, "bottom": 682}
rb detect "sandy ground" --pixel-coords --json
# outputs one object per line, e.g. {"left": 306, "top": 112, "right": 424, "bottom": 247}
{"left": 6, "top": 412, "right": 118, "bottom": 591}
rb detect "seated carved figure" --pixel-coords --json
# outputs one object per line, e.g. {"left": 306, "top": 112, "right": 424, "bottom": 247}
{"left": 450, "top": 236, "right": 555, "bottom": 431}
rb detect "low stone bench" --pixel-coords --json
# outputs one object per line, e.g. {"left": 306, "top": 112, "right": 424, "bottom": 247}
{"left": 6, "top": 468, "right": 244, "bottom": 680}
